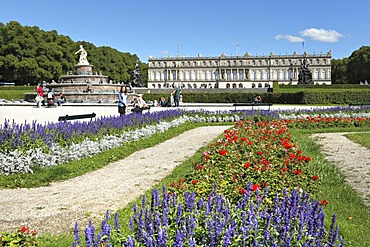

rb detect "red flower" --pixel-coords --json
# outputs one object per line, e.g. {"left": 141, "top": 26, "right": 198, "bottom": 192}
{"left": 20, "top": 226, "right": 29, "bottom": 233}
{"left": 319, "top": 199, "right": 329, "bottom": 206}
{"left": 240, "top": 189, "right": 247, "bottom": 195}
{"left": 240, "top": 137, "right": 247, "bottom": 142}
{"left": 312, "top": 175, "right": 319, "bottom": 180}
{"left": 220, "top": 150, "right": 228, "bottom": 156}
{"left": 256, "top": 151, "right": 263, "bottom": 155}
{"left": 243, "top": 162, "right": 251, "bottom": 169}
{"left": 192, "top": 179, "right": 198, "bottom": 185}
{"left": 196, "top": 164, "right": 204, "bottom": 170}
{"left": 252, "top": 184, "right": 260, "bottom": 191}
{"left": 202, "top": 151, "right": 210, "bottom": 159}
{"left": 247, "top": 141, "right": 253, "bottom": 145}
{"left": 293, "top": 169, "right": 302, "bottom": 175}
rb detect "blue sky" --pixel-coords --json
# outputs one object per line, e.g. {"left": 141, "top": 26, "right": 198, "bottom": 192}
{"left": 1, "top": 0, "right": 368, "bottom": 62}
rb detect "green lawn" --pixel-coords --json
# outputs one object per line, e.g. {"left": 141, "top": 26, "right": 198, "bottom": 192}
{"left": 344, "top": 132, "right": 370, "bottom": 149}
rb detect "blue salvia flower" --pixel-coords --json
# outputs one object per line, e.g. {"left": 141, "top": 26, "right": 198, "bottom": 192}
{"left": 123, "top": 236, "right": 135, "bottom": 247}
{"left": 114, "top": 212, "right": 120, "bottom": 232}
{"left": 84, "top": 220, "right": 95, "bottom": 247}
{"left": 157, "top": 227, "right": 167, "bottom": 246}
{"left": 75, "top": 185, "right": 344, "bottom": 246}
{"left": 101, "top": 210, "right": 112, "bottom": 245}
{"left": 176, "top": 203, "right": 182, "bottom": 225}
{"left": 174, "top": 229, "right": 184, "bottom": 247}
{"left": 71, "top": 221, "right": 80, "bottom": 247}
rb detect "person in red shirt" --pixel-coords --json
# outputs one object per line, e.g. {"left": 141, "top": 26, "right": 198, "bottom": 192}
{"left": 36, "top": 84, "right": 44, "bottom": 108}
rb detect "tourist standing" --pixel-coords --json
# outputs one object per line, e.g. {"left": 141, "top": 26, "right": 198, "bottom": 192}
{"left": 118, "top": 86, "right": 128, "bottom": 116}
{"left": 36, "top": 84, "right": 44, "bottom": 108}
{"left": 172, "top": 85, "right": 182, "bottom": 107}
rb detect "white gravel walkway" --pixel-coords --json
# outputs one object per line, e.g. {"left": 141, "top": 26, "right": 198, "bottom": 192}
{"left": 311, "top": 132, "right": 370, "bottom": 206}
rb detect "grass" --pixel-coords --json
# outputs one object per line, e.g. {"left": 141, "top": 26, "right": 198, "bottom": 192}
{"left": 291, "top": 128, "right": 370, "bottom": 247}
{"left": 2, "top": 121, "right": 370, "bottom": 246}
{"left": 0, "top": 87, "right": 35, "bottom": 100}
{"left": 344, "top": 132, "right": 370, "bottom": 149}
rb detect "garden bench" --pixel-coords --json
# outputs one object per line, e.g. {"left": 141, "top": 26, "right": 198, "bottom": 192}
{"left": 348, "top": 103, "right": 370, "bottom": 107}
{"left": 232, "top": 102, "right": 273, "bottom": 111}
{"left": 58, "top": 113, "right": 96, "bottom": 122}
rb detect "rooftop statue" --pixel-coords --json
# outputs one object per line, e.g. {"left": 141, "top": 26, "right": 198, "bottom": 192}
{"left": 75, "top": 45, "right": 89, "bottom": 65}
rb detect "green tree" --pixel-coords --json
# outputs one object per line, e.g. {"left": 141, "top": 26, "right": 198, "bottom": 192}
{"left": 331, "top": 58, "right": 348, "bottom": 84}
{"left": 346, "top": 46, "right": 370, "bottom": 84}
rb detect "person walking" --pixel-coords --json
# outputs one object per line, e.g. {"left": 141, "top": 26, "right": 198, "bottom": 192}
{"left": 172, "top": 85, "right": 182, "bottom": 107}
{"left": 118, "top": 86, "right": 129, "bottom": 116}
{"left": 36, "top": 84, "right": 44, "bottom": 108}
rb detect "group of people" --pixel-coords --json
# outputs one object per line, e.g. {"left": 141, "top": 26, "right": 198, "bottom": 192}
{"left": 118, "top": 85, "right": 151, "bottom": 115}
{"left": 36, "top": 84, "right": 67, "bottom": 108}
{"left": 117, "top": 85, "right": 182, "bottom": 116}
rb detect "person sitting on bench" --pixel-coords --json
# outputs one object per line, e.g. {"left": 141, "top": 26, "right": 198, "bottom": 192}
{"left": 132, "top": 94, "right": 149, "bottom": 113}
{"left": 47, "top": 90, "right": 56, "bottom": 107}
{"left": 254, "top": 95, "right": 262, "bottom": 103}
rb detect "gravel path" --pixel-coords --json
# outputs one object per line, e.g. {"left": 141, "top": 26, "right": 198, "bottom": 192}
{"left": 311, "top": 132, "right": 370, "bottom": 206}
{"left": 0, "top": 125, "right": 231, "bottom": 235}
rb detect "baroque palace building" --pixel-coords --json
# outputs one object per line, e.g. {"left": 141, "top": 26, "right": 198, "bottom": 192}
{"left": 147, "top": 51, "right": 332, "bottom": 89}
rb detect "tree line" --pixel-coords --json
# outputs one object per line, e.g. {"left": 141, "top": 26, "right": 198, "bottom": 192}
{"left": 1, "top": 21, "right": 369, "bottom": 86}
{"left": 0, "top": 21, "right": 148, "bottom": 86}
{"left": 330, "top": 45, "right": 370, "bottom": 84}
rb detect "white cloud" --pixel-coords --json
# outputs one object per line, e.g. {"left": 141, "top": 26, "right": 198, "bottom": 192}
{"left": 275, "top": 34, "right": 305, "bottom": 43}
{"left": 299, "top": 28, "right": 344, "bottom": 42}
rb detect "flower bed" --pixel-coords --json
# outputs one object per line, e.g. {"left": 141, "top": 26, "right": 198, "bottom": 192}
{"left": 72, "top": 186, "right": 343, "bottom": 246}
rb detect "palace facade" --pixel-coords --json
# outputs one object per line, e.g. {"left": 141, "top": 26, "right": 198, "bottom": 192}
{"left": 147, "top": 51, "right": 332, "bottom": 89}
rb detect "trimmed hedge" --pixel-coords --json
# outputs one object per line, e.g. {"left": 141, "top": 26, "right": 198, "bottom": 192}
{"left": 143, "top": 91, "right": 370, "bottom": 105}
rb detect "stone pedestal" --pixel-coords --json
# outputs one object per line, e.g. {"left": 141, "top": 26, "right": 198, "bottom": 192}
{"left": 75, "top": 65, "right": 93, "bottom": 75}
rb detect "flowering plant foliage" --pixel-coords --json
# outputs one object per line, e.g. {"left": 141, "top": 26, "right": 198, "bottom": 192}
{"left": 0, "top": 110, "right": 184, "bottom": 154}
{"left": 73, "top": 186, "right": 343, "bottom": 246}
{"left": 169, "top": 119, "right": 319, "bottom": 203}
{"left": 0, "top": 225, "right": 39, "bottom": 246}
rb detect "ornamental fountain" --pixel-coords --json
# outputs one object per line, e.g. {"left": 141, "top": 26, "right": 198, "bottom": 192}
{"left": 25, "top": 45, "right": 143, "bottom": 103}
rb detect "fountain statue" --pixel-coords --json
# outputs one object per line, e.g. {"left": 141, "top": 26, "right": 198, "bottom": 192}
{"left": 75, "top": 45, "right": 89, "bottom": 65}
{"left": 129, "top": 61, "right": 144, "bottom": 87}
{"left": 298, "top": 57, "right": 314, "bottom": 84}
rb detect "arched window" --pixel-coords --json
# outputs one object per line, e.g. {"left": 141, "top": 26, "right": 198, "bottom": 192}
{"left": 226, "top": 83, "right": 231, "bottom": 88}
{"left": 232, "top": 83, "right": 237, "bottom": 88}
{"left": 239, "top": 83, "right": 243, "bottom": 88}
